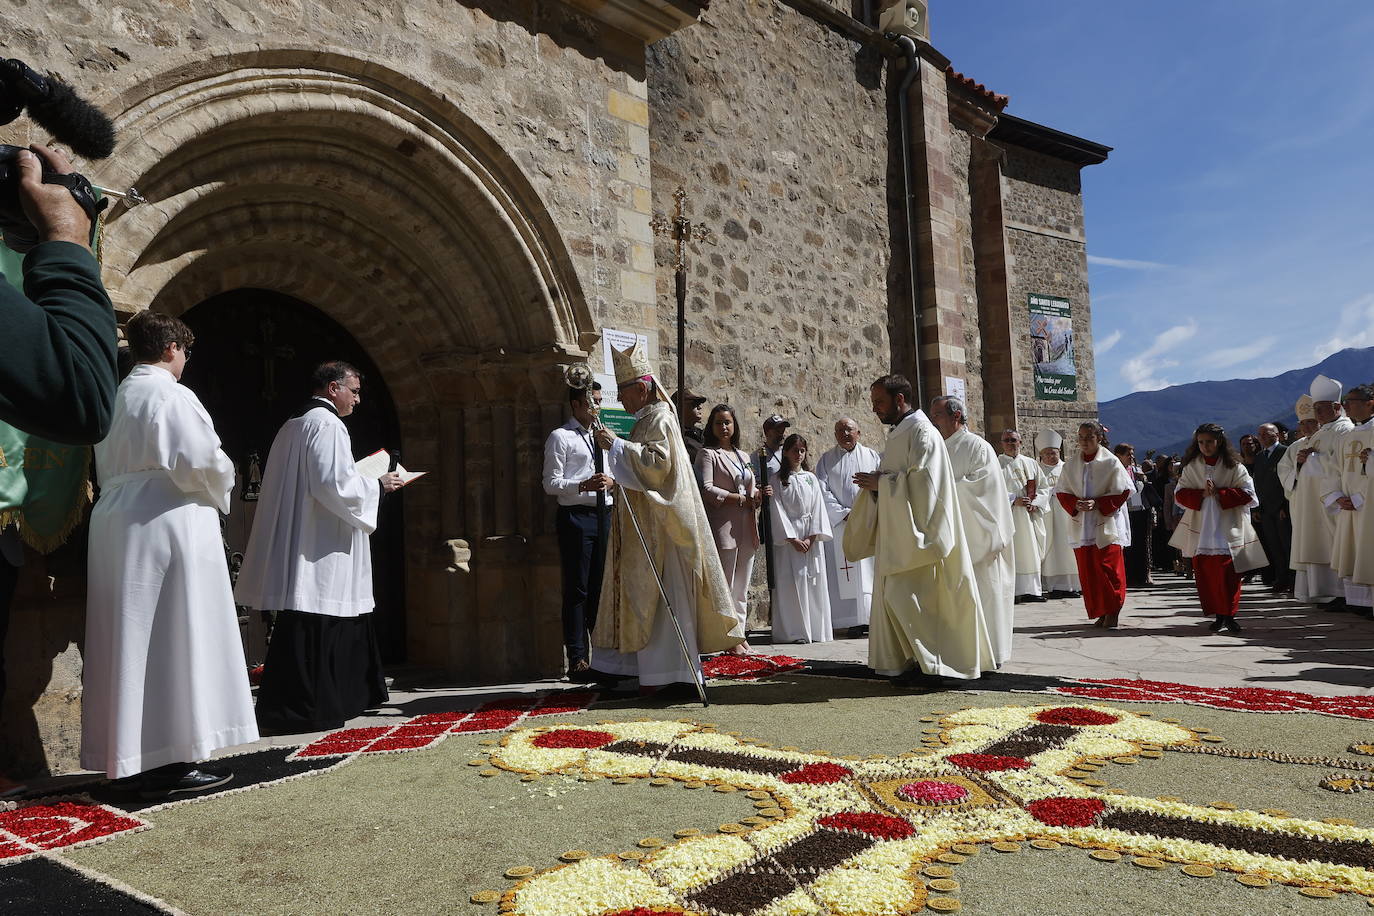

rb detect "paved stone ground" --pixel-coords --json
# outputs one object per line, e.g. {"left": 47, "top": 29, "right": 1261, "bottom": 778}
{"left": 27, "top": 570, "right": 1371, "bottom": 795}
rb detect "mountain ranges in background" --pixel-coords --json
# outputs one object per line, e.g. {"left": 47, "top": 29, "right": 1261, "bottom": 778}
{"left": 1097, "top": 346, "right": 1374, "bottom": 457}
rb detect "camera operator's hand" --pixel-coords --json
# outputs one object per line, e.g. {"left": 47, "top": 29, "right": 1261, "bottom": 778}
{"left": 17, "top": 145, "right": 92, "bottom": 249}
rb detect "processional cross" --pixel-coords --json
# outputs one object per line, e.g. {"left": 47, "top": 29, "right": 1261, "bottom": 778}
{"left": 649, "top": 187, "right": 712, "bottom": 402}
{"left": 243, "top": 314, "right": 296, "bottom": 402}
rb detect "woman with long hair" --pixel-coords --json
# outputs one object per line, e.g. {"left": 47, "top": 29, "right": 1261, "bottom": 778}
{"left": 1169, "top": 424, "right": 1267, "bottom": 632}
{"left": 768, "top": 433, "right": 834, "bottom": 643}
{"left": 695, "top": 404, "right": 761, "bottom": 655}
{"left": 1053, "top": 420, "right": 1133, "bottom": 628}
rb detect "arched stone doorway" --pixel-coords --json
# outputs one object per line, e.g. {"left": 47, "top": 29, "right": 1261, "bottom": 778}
{"left": 92, "top": 49, "right": 599, "bottom": 681}
{"left": 179, "top": 289, "right": 407, "bottom": 663}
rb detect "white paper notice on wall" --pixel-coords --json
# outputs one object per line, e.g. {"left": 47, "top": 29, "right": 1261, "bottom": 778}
{"left": 944, "top": 376, "right": 966, "bottom": 403}
{"left": 602, "top": 327, "right": 649, "bottom": 374}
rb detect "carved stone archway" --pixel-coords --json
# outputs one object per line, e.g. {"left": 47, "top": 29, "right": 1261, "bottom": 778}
{"left": 94, "top": 49, "right": 597, "bottom": 679}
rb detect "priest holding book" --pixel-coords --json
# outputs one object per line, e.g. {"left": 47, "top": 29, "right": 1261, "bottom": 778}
{"left": 236, "top": 361, "right": 404, "bottom": 734}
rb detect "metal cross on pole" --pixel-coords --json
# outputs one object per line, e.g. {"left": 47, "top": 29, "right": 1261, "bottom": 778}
{"left": 649, "top": 187, "right": 712, "bottom": 405}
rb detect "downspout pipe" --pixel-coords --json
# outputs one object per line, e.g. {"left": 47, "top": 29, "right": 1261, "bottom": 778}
{"left": 891, "top": 34, "right": 926, "bottom": 409}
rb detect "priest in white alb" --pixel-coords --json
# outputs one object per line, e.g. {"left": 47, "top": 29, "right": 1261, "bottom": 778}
{"left": 1035, "top": 429, "right": 1081, "bottom": 598}
{"left": 591, "top": 342, "right": 742, "bottom": 697}
{"left": 1290, "top": 375, "right": 1353, "bottom": 607}
{"left": 235, "top": 361, "right": 403, "bottom": 733}
{"left": 84, "top": 312, "right": 256, "bottom": 797}
{"left": 814, "top": 416, "right": 879, "bottom": 637}
{"left": 846, "top": 374, "right": 993, "bottom": 686}
{"left": 929, "top": 395, "right": 1015, "bottom": 667}
{"left": 1327, "top": 383, "right": 1374, "bottom": 618}
{"left": 999, "top": 428, "right": 1050, "bottom": 602}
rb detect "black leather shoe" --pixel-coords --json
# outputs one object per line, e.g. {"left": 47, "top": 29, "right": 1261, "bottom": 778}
{"left": 846, "top": 625, "right": 869, "bottom": 638}
{"left": 1221, "top": 618, "right": 1242, "bottom": 633}
{"left": 139, "top": 768, "right": 232, "bottom": 799}
{"left": 1208, "top": 619, "right": 1225, "bottom": 632}
{"left": 1025, "top": 594, "right": 1049, "bottom": 603}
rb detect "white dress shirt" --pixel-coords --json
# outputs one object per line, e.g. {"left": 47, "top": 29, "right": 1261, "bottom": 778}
{"left": 543, "top": 417, "right": 614, "bottom": 507}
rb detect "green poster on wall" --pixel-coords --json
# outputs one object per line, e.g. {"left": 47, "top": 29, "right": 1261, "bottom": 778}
{"left": 1028, "top": 293, "right": 1076, "bottom": 402}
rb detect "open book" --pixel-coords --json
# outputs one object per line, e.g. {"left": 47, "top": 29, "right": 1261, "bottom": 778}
{"left": 355, "top": 449, "right": 427, "bottom": 488}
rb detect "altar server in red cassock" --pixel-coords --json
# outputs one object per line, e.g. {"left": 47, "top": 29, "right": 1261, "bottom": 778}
{"left": 1169, "top": 424, "right": 1267, "bottom": 632}
{"left": 1054, "top": 421, "right": 1132, "bottom": 628}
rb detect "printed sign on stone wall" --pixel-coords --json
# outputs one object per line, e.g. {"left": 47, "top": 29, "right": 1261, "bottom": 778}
{"left": 1028, "top": 294, "right": 1076, "bottom": 401}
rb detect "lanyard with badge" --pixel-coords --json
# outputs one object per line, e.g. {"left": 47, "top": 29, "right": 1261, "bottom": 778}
{"left": 724, "top": 449, "right": 753, "bottom": 496}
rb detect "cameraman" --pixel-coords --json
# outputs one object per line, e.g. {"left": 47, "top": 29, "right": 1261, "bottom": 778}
{"left": 0, "top": 143, "right": 117, "bottom": 443}
{"left": 0, "top": 143, "right": 117, "bottom": 797}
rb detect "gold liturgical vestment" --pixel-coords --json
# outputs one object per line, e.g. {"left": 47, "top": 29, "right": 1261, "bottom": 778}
{"left": 593, "top": 400, "right": 742, "bottom": 655}
{"left": 844, "top": 410, "right": 993, "bottom": 679}
{"left": 1330, "top": 419, "right": 1374, "bottom": 587}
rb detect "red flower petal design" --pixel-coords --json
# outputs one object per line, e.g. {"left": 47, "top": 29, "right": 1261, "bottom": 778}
{"left": 0, "top": 801, "right": 144, "bottom": 851}
{"left": 1026, "top": 797, "right": 1107, "bottom": 827}
{"left": 780, "top": 762, "right": 852, "bottom": 785}
{"left": 531, "top": 728, "right": 618, "bottom": 749}
{"left": 1034, "top": 707, "right": 1120, "bottom": 726}
{"left": 946, "top": 753, "right": 1030, "bottom": 771}
{"left": 818, "top": 812, "right": 916, "bottom": 840}
{"left": 897, "top": 780, "right": 970, "bottom": 804}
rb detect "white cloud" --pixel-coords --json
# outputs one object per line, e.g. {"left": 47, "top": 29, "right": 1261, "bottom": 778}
{"left": 1119, "top": 322, "right": 1198, "bottom": 392}
{"left": 1095, "top": 329, "right": 1123, "bottom": 355}
{"left": 1313, "top": 292, "right": 1374, "bottom": 361}
{"left": 1087, "top": 255, "right": 1172, "bottom": 271}
{"left": 1211, "top": 335, "right": 1277, "bottom": 369}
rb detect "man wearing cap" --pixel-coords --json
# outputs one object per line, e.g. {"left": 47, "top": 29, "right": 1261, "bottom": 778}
{"left": 998, "top": 429, "right": 1050, "bottom": 603}
{"left": 673, "top": 389, "right": 708, "bottom": 467}
{"left": 1252, "top": 421, "right": 1292, "bottom": 595}
{"left": 591, "top": 343, "right": 742, "bottom": 696}
{"left": 542, "top": 381, "right": 616, "bottom": 680}
{"left": 761, "top": 415, "right": 790, "bottom": 478}
{"left": 930, "top": 396, "right": 1015, "bottom": 667}
{"left": 846, "top": 374, "right": 993, "bottom": 686}
{"left": 814, "top": 417, "right": 880, "bottom": 637}
{"left": 1035, "top": 430, "right": 1081, "bottom": 598}
{"left": 1327, "top": 384, "right": 1374, "bottom": 619}
{"left": 1290, "top": 376, "right": 1353, "bottom": 608}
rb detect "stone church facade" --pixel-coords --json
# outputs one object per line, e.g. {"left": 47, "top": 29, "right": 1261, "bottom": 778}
{"left": 1, "top": 0, "right": 1108, "bottom": 774}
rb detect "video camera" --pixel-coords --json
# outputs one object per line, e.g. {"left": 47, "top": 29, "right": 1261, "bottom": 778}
{"left": 0, "top": 59, "right": 115, "bottom": 252}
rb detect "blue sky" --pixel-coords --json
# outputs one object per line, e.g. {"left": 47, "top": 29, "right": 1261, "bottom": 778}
{"left": 934, "top": 1, "right": 1374, "bottom": 402}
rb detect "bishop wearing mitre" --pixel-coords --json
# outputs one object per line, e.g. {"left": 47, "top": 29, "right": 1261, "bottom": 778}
{"left": 1291, "top": 374, "right": 1353, "bottom": 606}
{"left": 845, "top": 375, "right": 993, "bottom": 686}
{"left": 590, "top": 342, "right": 742, "bottom": 697}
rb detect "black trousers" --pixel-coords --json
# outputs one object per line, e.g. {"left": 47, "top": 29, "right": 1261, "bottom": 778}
{"left": 0, "top": 555, "right": 17, "bottom": 709}
{"left": 556, "top": 504, "right": 610, "bottom": 664}
{"left": 1257, "top": 509, "right": 1293, "bottom": 589}
{"left": 255, "top": 610, "right": 389, "bottom": 735}
{"left": 1125, "top": 509, "right": 1154, "bottom": 587}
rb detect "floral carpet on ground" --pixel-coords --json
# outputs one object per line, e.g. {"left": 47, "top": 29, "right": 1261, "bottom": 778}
{"left": 3, "top": 668, "right": 1373, "bottom": 915}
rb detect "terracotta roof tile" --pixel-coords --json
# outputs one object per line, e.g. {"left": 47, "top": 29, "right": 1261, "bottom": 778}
{"left": 945, "top": 65, "right": 1009, "bottom": 110}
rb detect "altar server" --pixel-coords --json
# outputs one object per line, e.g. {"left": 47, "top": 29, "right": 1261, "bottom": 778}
{"left": 846, "top": 375, "right": 992, "bottom": 685}
{"left": 83, "top": 311, "right": 256, "bottom": 795}
{"left": 1036, "top": 430, "right": 1081, "bottom": 597}
{"left": 769, "top": 434, "right": 834, "bottom": 643}
{"left": 1169, "top": 424, "right": 1266, "bottom": 632}
{"left": 930, "top": 396, "right": 1015, "bottom": 666}
{"left": 236, "top": 361, "right": 403, "bottom": 733}
{"left": 814, "top": 417, "right": 879, "bottom": 636}
{"left": 1054, "top": 421, "right": 1133, "bottom": 629}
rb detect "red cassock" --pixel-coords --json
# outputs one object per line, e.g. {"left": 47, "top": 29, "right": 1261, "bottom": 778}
{"left": 1173, "top": 480, "right": 1251, "bottom": 617}
{"left": 1055, "top": 490, "right": 1130, "bottom": 619}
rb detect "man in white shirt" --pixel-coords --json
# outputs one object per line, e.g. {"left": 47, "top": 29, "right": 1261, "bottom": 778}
{"left": 814, "top": 417, "right": 880, "bottom": 637}
{"left": 236, "top": 362, "right": 403, "bottom": 734}
{"left": 542, "top": 382, "right": 615, "bottom": 679}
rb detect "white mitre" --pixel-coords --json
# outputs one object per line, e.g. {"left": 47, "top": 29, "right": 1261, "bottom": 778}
{"left": 610, "top": 340, "right": 670, "bottom": 403}
{"left": 1035, "top": 429, "right": 1063, "bottom": 452}
{"left": 1295, "top": 395, "right": 1315, "bottom": 421}
{"left": 1309, "top": 374, "right": 1342, "bottom": 404}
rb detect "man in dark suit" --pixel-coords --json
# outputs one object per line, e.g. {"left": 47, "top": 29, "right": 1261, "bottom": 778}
{"left": 1252, "top": 422, "right": 1292, "bottom": 594}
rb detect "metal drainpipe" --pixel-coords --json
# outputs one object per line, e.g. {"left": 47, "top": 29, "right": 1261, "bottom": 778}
{"left": 891, "top": 35, "right": 926, "bottom": 408}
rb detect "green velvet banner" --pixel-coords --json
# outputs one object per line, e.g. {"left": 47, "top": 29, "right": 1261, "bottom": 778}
{"left": 0, "top": 243, "right": 94, "bottom": 553}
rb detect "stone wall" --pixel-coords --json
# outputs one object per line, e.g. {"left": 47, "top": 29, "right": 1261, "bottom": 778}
{"left": 645, "top": 0, "right": 895, "bottom": 449}
{"left": 996, "top": 145, "right": 1099, "bottom": 446}
{"left": 946, "top": 125, "right": 987, "bottom": 432}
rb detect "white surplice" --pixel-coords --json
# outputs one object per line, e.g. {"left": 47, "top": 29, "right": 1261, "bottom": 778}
{"left": 769, "top": 470, "right": 834, "bottom": 643}
{"left": 83, "top": 365, "right": 257, "bottom": 778}
{"left": 235, "top": 401, "right": 380, "bottom": 617}
{"left": 1000, "top": 453, "right": 1049, "bottom": 596}
{"left": 1290, "top": 417, "right": 1353, "bottom": 602}
{"left": 946, "top": 429, "right": 1016, "bottom": 666}
{"left": 843, "top": 411, "right": 993, "bottom": 679}
{"left": 1038, "top": 459, "right": 1081, "bottom": 592}
{"left": 814, "top": 443, "right": 879, "bottom": 628}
